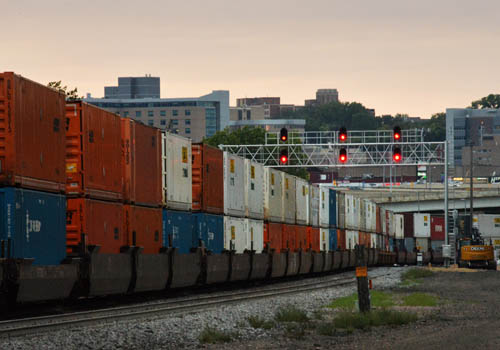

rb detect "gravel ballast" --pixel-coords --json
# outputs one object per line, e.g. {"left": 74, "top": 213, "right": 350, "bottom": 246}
{"left": 0, "top": 267, "right": 406, "bottom": 350}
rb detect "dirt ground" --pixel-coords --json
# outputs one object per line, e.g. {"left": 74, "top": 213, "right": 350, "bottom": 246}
{"left": 207, "top": 269, "right": 500, "bottom": 350}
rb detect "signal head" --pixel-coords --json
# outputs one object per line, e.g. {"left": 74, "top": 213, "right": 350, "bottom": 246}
{"left": 339, "top": 148, "right": 347, "bottom": 163}
{"left": 280, "top": 148, "right": 288, "bottom": 164}
{"left": 280, "top": 128, "right": 288, "bottom": 142}
{"left": 393, "top": 147, "right": 402, "bottom": 162}
{"left": 339, "top": 127, "right": 347, "bottom": 142}
{"left": 393, "top": 126, "right": 402, "bottom": 142}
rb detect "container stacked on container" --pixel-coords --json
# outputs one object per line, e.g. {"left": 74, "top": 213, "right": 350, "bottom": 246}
{"left": 0, "top": 73, "right": 68, "bottom": 265}
{"left": 414, "top": 213, "right": 431, "bottom": 252}
{"left": 318, "top": 187, "right": 330, "bottom": 252}
{"left": 191, "top": 144, "right": 224, "bottom": 253}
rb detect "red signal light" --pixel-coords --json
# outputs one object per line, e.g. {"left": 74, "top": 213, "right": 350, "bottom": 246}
{"left": 339, "top": 127, "right": 347, "bottom": 143}
{"left": 393, "top": 147, "right": 402, "bottom": 162}
{"left": 340, "top": 134, "right": 346, "bottom": 141}
{"left": 394, "top": 133, "right": 400, "bottom": 140}
{"left": 340, "top": 154, "right": 347, "bottom": 162}
{"left": 339, "top": 148, "right": 347, "bottom": 163}
{"left": 280, "top": 155, "right": 288, "bottom": 164}
{"left": 280, "top": 148, "right": 288, "bottom": 164}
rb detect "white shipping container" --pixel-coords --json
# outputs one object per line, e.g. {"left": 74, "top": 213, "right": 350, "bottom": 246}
{"left": 161, "top": 132, "right": 192, "bottom": 210}
{"left": 309, "top": 185, "right": 320, "bottom": 227}
{"left": 224, "top": 216, "right": 246, "bottom": 253}
{"left": 244, "top": 159, "right": 264, "bottom": 220}
{"left": 264, "top": 168, "right": 283, "bottom": 222}
{"left": 319, "top": 187, "right": 330, "bottom": 228}
{"left": 320, "top": 228, "right": 329, "bottom": 251}
{"left": 295, "top": 178, "right": 310, "bottom": 225}
{"left": 223, "top": 152, "right": 245, "bottom": 217}
{"left": 370, "top": 233, "right": 378, "bottom": 249}
{"left": 337, "top": 192, "right": 346, "bottom": 229}
{"left": 380, "top": 208, "right": 387, "bottom": 235}
{"left": 346, "top": 230, "right": 359, "bottom": 250}
{"left": 387, "top": 211, "right": 395, "bottom": 237}
{"left": 414, "top": 213, "right": 431, "bottom": 238}
{"left": 365, "top": 201, "right": 376, "bottom": 233}
{"left": 245, "top": 218, "right": 264, "bottom": 253}
{"left": 345, "top": 195, "right": 360, "bottom": 230}
{"left": 282, "top": 173, "right": 296, "bottom": 224}
{"left": 358, "top": 199, "right": 366, "bottom": 231}
{"left": 394, "top": 214, "right": 404, "bottom": 239}
{"left": 474, "top": 214, "right": 500, "bottom": 237}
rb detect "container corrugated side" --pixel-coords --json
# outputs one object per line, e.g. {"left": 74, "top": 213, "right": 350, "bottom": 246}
{"left": 309, "top": 185, "right": 320, "bottom": 228}
{"left": 0, "top": 73, "right": 66, "bottom": 193}
{"left": 358, "top": 199, "right": 366, "bottom": 231}
{"left": 163, "top": 210, "right": 193, "bottom": 254}
{"left": 337, "top": 229, "right": 346, "bottom": 250}
{"left": 66, "top": 101, "right": 122, "bottom": 201}
{"left": 346, "top": 230, "right": 359, "bottom": 250}
{"left": 337, "top": 192, "right": 345, "bottom": 229}
{"left": 245, "top": 218, "right": 264, "bottom": 253}
{"left": 328, "top": 189, "right": 337, "bottom": 228}
{"left": 345, "top": 194, "right": 357, "bottom": 230}
{"left": 394, "top": 214, "right": 404, "bottom": 239}
{"left": 309, "top": 227, "right": 320, "bottom": 252}
{"left": 295, "top": 178, "right": 309, "bottom": 225}
{"left": 320, "top": 228, "right": 329, "bottom": 251}
{"left": 162, "top": 132, "right": 192, "bottom": 210}
{"left": 281, "top": 173, "right": 296, "bottom": 224}
{"left": 367, "top": 201, "right": 376, "bottom": 232}
{"left": 123, "top": 205, "right": 162, "bottom": 254}
{"left": 474, "top": 214, "right": 500, "bottom": 237}
{"left": 282, "top": 224, "right": 296, "bottom": 250}
{"left": 370, "top": 233, "right": 378, "bottom": 249}
{"left": 431, "top": 240, "right": 444, "bottom": 252}
{"left": 380, "top": 208, "right": 387, "bottom": 235}
{"left": 416, "top": 237, "right": 430, "bottom": 252}
{"left": 430, "top": 216, "right": 445, "bottom": 240}
{"left": 264, "top": 222, "right": 283, "bottom": 251}
{"left": 244, "top": 159, "right": 264, "bottom": 220}
{"left": 414, "top": 213, "right": 431, "bottom": 238}
{"left": 224, "top": 216, "right": 246, "bottom": 253}
{"left": 223, "top": 152, "right": 245, "bottom": 218}
{"left": 67, "top": 198, "right": 124, "bottom": 255}
{"left": 319, "top": 187, "right": 329, "bottom": 228}
{"left": 192, "top": 213, "right": 224, "bottom": 254}
{"left": 0, "top": 188, "right": 66, "bottom": 265}
{"left": 295, "top": 225, "right": 308, "bottom": 251}
{"left": 191, "top": 144, "right": 224, "bottom": 214}
{"left": 329, "top": 228, "right": 337, "bottom": 251}
{"left": 403, "top": 212, "right": 414, "bottom": 238}
{"left": 264, "top": 168, "right": 283, "bottom": 223}
{"left": 376, "top": 206, "right": 382, "bottom": 234}
{"left": 405, "top": 237, "right": 415, "bottom": 252}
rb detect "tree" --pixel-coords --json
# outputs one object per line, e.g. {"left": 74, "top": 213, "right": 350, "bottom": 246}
{"left": 470, "top": 94, "right": 500, "bottom": 109}
{"left": 424, "top": 112, "right": 446, "bottom": 141}
{"left": 47, "top": 81, "right": 82, "bottom": 100}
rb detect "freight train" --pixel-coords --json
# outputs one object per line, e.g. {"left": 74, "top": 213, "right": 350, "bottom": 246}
{"left": 0, "top": 72, "right": 444, "bottom": 307}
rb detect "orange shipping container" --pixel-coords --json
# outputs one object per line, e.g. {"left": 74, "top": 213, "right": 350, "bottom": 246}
{"left": 264, "top": 222, "right": 283, "bottom": 251}
{"left": 376, "top": 207, "right": 382, "bottom": 234}
{"left": 282, "top": 224, "right": 296, "bottom": 250}
{"left": 192, "top": 143, "right": 224, "bottom": 214}
{"left": 66, "top": 101, "right": 122, "bottom": 201}
{"left": 121, "top": 119, "right": 161, "bottom": 206}
{"left": 66, "top": 198, "right": 125, "bottom": 254}
{"left": 123, "top": 205, "right": 162, "bottom": 254}
{"left": 308, "top": 227, "right": 320, "bottom": 252}
{"left": 337, "top": 229, "right": 346, "bottom": 250}
{"left": 295, "top": 225, "right": 308, "bottom": 251}
{"left": 0, "top": 72, "right": 66, "bottom": 192}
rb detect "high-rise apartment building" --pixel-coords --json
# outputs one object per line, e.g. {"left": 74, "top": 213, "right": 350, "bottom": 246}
{"left": 105, "top": 75, "right": 160, "bottom": 99}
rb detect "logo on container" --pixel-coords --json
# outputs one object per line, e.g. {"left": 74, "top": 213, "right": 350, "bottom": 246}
{"left": 25, "top": 211, "right": 42, "bottom": 243}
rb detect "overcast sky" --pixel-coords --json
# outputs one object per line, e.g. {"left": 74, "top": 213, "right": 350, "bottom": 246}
{"left": 2, "top": 0, "right": 499, "bottom": 117}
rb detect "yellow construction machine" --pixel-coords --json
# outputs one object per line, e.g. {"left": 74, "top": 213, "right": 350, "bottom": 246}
{"left": 458, "top": 230, "right": 496, "bottom": 270}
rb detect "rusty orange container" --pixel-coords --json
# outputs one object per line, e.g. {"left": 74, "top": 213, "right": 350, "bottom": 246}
{"left": 192, "top": 143, "right": 224, "bottom": 213}
{"left": 123, "top": 205, "right": 162, "bottom": 254}
{"left": 121, "top": 119, "right": 161, "bottom": 206}
{"left": 66, "top": 101, "right": 122, "bottom": 201}
{"left": 66, "top": 198, "right": 125, "bottom": 254}
{"left": 295, "top": 225, "right": 308, "bottom": 251}
{"left": 376, "top": 207, "right": 382, "bottom": 234}
{"left": 337, "top": 229, "right": 346, "bottom": 250}
{"left": 265, "top": 222, "right": 283, "bottom": 251}
{"left": 308, "top": 227, "right": 320, "bottom": 252}
{"left": 0, "top": 72, "right": 66, "bottom": 192}
{"left": 281, "top": 224, "right": 295, "bottom": 250}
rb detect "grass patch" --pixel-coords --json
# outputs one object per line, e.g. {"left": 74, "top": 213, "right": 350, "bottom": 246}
{"left": 198, "top": 326, "right": 234, "bottom": 344}
{"left": 403, "top": 293, "right": 438, "bottom": 307}
{"left": 275, "top": 305, "right": 309, "bottom": 323}
{"left": 328, "top": 290, "right": 395, "bottom": 310}
{"left": 401, "top": 268, "right": 434, "bottom": 285}
{"left": 334, "top": 309, "right": 417, "bottom": 330}
{"left": 247, "top": 315, "right": 274, "bottom": 330}
{"left": 316, "top": 322, "right": 337, "bottom": 336}
{"left": 284, "top": 323, "right": 306, "bottom": 339}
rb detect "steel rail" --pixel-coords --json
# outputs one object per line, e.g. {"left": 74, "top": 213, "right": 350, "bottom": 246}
{"left": 0, "top": 270, "right": 393, "bottom": 338}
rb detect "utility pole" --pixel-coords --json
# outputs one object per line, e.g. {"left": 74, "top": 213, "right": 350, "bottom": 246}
{"left": 469, "top": 144, "right": 474, "bottom": 236}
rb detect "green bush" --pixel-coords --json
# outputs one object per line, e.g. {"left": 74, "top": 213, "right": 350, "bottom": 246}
{"left": 275, "top": 305, "right": 309, "bottom": 323}
{"left": 334, "top": 309, "right": 417, "bottom": 330}
{"left": 247, "top": 315, "right": 274, "bottom": 330}
{"left": 402, "top": 268, "right": 434, "bottom": 283}
{"left": 198, "top": 326, "right": 234, "bottom": 344}
{"left": 329, "top": 290, "right": 395, "bottom": 310}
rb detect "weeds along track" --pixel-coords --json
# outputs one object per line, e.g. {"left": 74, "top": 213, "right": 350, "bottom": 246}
{"left": 0, "top": 269, "right": 393, "bottom": 338}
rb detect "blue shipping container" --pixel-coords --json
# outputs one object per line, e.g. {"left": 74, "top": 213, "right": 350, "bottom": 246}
{"left": 389, "top": 238, "right": 394, "bottom": 252}
{"left": 162, "top": 210, "right": 193, "bottom": 254}
{"left": 329, "top": 228, "right": 337, "bottom": 251}
{"left": 328, "top": 189, "right": 337, "bottom": 227}
{"left": 405, "top": 237, "right": 415, "bottom": 252}
{"left": 192, "top": 213, "right": 224, "bottom": 254}
{"left": 0, "top": 187, "right": 66, "bottom": 265}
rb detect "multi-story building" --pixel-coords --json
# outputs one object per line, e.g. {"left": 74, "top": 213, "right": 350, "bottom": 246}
{"left": 85, "top": 90, "right": 229, "bottom": 142}
{"left": 304, "top": 89, "right": 339, "bottom": 107}
{"left": 228, "top": 119, "right": 306, "bottom": 134}
{"left": 446, "top": 108, "right": 500, "bottom": 176}
{"left": 105, "top": 75, "right": 160, "bottom": 99}
{"left": 230, "top": 105, "right": 268, "bottom": 121}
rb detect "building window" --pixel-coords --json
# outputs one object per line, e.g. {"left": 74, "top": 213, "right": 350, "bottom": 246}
{"left": 160, "top": 120, "right": 166, "bottom": 126}
{"left": 148, "top": 110, "right": 154, "bottom": 117}
{"left": 185, "top": 128, "right": 191, "bottom": 134}
{"left": 148, "top": 120, "right": 154, "bottom": 126}
{"left": 124, "top": 111, "right": 129, "bottom": 117}
{"left": 246, "top": 110, "right": 251, "bottom": 120}
{"left": 172, "top": 119, "right": 178, "bottom": 125}
{"left": 185, "top": 119, "right": 191, "bottom": 125}
{"left": 238, "top": 110, "right": 243, "bottom": 120}
{"left": 136, "top": 111, "right": 142, "bottom": 117}
{"left": 160, "top": 110, "right": 166, "bottom": 117}
{"left": 173, "top": 110, "right": 178, "bottom": 116}
{"left": 185, "top": 109, "right": 191, "bottom": 116}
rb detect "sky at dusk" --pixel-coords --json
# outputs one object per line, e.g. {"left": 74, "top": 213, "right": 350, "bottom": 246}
{"left": 1, "top": 0, "right": 499, "bottom": 118}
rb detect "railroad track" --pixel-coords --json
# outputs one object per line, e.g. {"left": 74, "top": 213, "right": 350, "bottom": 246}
{"left": 0, "top": 269, "right": 393, "bottom": 338}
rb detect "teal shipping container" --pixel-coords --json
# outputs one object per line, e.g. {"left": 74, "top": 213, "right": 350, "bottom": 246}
{"left": 192, "top": 213, "right": 224, "bottom": 254}
{"left": 162, "top": 210, "right": 193, "bottom": 254}
{"left": 0, "top": 187, "right": 66, "bottom": 265}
